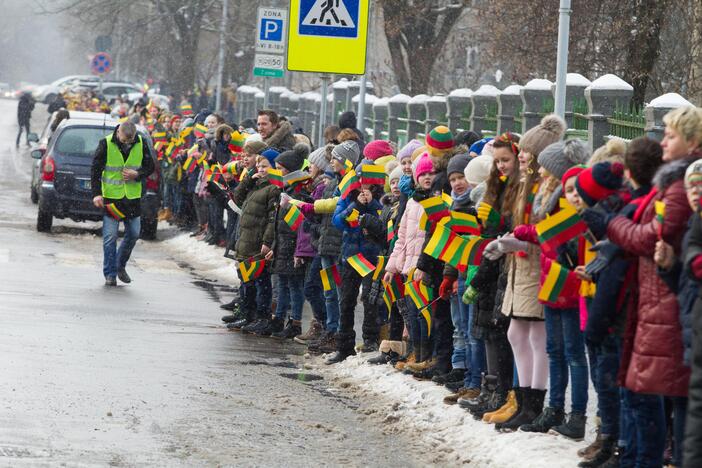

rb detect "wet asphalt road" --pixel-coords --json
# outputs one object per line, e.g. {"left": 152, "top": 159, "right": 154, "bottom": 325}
{"left": 0, "top": 99, "right": 422, "bottom": 467}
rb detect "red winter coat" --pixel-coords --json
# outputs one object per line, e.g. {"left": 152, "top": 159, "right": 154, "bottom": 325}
{"left": 607, "top": 158, "right": 693, "bottom": 397}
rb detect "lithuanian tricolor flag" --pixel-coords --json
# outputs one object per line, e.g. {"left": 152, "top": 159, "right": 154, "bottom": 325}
{"left": 340, "top": 159, "right": 354, "bottom": 176}
{"left": 345, "top": 208, "right": 360, "bottom": 228}
{"left": 423, "top": 223, "right": 454, "bottom": 259}
{"left": 535, "top": 205, "right": 587, "bottom": 254}
{"left": 450, "top": 211, "right": 481, "bottom": 236}
{"left": 405, "top": 280, "right": 434, "bottom": 310}
{"left": 477, "top": 201, "right": 502, "bottom": 228}
{"left": 267, "top": 168, "right": 284, "bottom": 188}
{"left": 538, "top": 261, "right": 575, "bottom": 303}
{"left": 347, "top": 253, "right": 375, "bottom": 277}
{"left": 338, "top": 169, "right": 360, "bottom": 199}
{"left": 655, "top": 200, "right": 665, "bottom": 238}
{"left": 387, "top": 219, "right": 396, "bottom": 244}
{"left": 182, "top": 156, "right": 196, "bottom": 173}
{"left": 419, "top": 196, "right": 451, "bottom": 223}
{"left": 193, "top": 123, "right": 208, "bottom": 138}
{"left": 360, "top": 164, "right": 386, "bottom": 185}
{"left": 372, "top": 255, "right": 387, "bottom": 281}
{"left": 383, "top": 274, "right": 405, "bottom": 302}
{"left": 457, "top": 236, "right": 491, "bottom": 271}
{"left": 105, "top": 203, "right": 125, "bottom": 221}
{"left": 285, "top": 172, "right": 311, "bottom": 187}
{"left": 284, "top": 205, "right": 304, "bottom": 231}
{"left": 319, "top": 264, "right": 341, "bottom": 291}
{"left": 239, "top": 259, "right": 265, "bottom": 283}
{"left": 229, "top": 131, "right": 247, "bottom": 153}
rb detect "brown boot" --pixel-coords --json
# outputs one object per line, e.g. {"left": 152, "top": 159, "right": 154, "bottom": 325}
{"left": 444, "top": 387, "right": 480, "bottom": 405}
{"left": 484, "top": 389, "right": 517, "bottom": 423}
{"left": 294, "top": 319, "right": 324, "bottom": 344}
{"left": 394, "top": 353, "right": 416, "bottom": 371}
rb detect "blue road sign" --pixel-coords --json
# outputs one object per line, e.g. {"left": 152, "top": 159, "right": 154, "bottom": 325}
{"left": 260, "top": 18, "right": 284, "bottom": 41}
{"left": 298, "top": 0, "right": 359, "bottom": 38}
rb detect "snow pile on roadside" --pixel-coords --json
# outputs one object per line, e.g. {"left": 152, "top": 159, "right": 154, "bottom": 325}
{"left": 158, "top": 226, "right": 239, "bottom": 285}
{"left": 317, "top": 355, "right": 588, "bottom": 468}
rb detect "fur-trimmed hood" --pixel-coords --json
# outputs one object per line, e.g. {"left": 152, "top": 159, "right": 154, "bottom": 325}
{"left": 653, "top": 153, "right": 702, "bottom": 190}
{"left": 430, "top": 144, "right": 468, "bottom": 173}
{"left": 264, "top": 120, "right": 295, "bottom": 149}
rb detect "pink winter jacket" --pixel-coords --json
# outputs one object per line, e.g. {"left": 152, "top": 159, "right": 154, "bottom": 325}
{"left": 386, "top": 198, "right": 426, "bottom": 276}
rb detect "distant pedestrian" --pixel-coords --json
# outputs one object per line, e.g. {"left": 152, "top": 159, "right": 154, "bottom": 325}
{"left": 16, "top": 92, "right": 34, "bottom": 147}
{"left": 90, "top": 121, "right": 155, "bottom": 286}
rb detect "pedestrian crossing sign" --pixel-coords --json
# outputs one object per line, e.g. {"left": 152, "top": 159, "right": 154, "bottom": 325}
{"left": 287, "top": 0, "right": 369, "bottom": 74}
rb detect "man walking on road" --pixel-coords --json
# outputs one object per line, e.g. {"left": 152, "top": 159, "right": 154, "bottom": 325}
{"left": 16, "top": 91, "right": 34, "bottom": 147}
{"left": 91, "top": 122, "right": 154, "bottom": 286}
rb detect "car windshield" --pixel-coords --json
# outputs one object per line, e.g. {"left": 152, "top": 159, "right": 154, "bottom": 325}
{"left": 55, "top": 127, "right": 113, "bottom": 156}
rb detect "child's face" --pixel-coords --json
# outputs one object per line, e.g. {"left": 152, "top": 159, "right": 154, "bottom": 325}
{"left": 564, "top": 176, "right": 584, "bottom": 210}
{"left": 309, "top": 163, "right": 321, "bottom": 179}
{"left": 449, "top": 172, "right": 469, "bottom": 196}
{"left": 331, "top": 158, "right": 344, "bottom": 173}
{"left": 417, "top": 171, "right": 435, "bottom": 190}
{"left": 686, "top": 176, "right": 702, "bottom": 211}
{"left": 257, "top": 159, "right": 271, "bottom": 177}
{"left": 538, "top": 166, "right": 549, "bottom": 178}
{"left": 493, "top": 147, "right": 517, "bottom": 178}
{"left": 276, "top": 162, "right": 289, "bottom": 175}
{"left": 242, "top": 152, "right": 256, "bottom": 169}
{"left": 401, "top": 157, "right": 413, "bottom": 176}
{"left": 518, "top": 150, "right": 533, "bottom": 173}
{"left": 390, "top": 178, "right": 400, "bottom": 197}
{"left": 222, "top": 172, "right": 234, "bottom": 182}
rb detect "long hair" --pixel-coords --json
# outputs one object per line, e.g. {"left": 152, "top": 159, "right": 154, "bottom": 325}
{"left": 486, "top": 132, "right": 520, "bottom": 215}
{"left": 511, "top": 150, "right": 542, "bottom": 225}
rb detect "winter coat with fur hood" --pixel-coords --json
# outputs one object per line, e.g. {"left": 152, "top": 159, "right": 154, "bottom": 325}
{"left": 607, "top": 156, "right": 694, "bottom": 397}
{"left": 264, "top": 120, "right": 297, "bottom": 153}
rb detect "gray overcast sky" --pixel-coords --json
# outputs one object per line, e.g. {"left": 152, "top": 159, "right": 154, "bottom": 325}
{"left": 0, "top": 0, "right": 91, "bottom": 86}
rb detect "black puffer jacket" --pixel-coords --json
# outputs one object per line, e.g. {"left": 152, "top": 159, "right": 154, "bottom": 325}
{"left": 232, "top": 175, "right": 280, "bottom": 260}
{"left": 316, "top": 176, "right": 343, "bottom": 258}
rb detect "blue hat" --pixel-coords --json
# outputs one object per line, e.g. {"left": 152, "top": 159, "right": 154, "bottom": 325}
{"left": 469, "top": 137, "right": 494, "bottom": 156}
{"left": 261, "top": 148, "right": 279, "bottom": 167}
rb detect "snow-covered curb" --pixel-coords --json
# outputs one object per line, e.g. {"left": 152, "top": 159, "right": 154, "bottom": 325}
{"left": 310, "top": 355, "right": 589, "bottom": 468}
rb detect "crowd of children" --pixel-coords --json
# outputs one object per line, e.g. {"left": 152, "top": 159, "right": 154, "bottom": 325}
{"left": 144, "top": 101, "right": 702, "bottom": 468}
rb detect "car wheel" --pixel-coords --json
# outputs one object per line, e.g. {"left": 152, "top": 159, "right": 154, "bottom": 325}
{"left": 44, "top": 93, "right": 56, "bottom": 105}
{"left": 37, "top": 208, "right": 53, "bottom": 232}
{"left": 30, "top": 185, "right": 38, "bottom": 204}
{"left": 140, "top": 218, "right": 157, "bottom": 240}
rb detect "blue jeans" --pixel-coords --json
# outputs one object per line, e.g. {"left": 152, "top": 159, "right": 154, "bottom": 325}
{"left": 620, "top": 389, "right": 666, "bottom": 468}
{"left": 102, "top": 215, "right": 140, "bottom": 279}
{"left": 455, "top": 280, "right": 486, "bottom": 388}
{"left": 304, "top": 257, "right": 326, "bottom": 325}
{"left": 670, "top": 396, "right": 687, "bottom": 467}
{"left": 587, "top": 336, "right": 621, "bottom": 437}
{"left": 275, "top": 273, "right": 305, "bottom": 321}
{"left": 544, "top": 306, "right": 589, "bottom": 413}
{"left": 320, "top": 255, "right": 340, "bottom": 333}
{"left": 450, "top": 284, "right": 469, "bottom": 370}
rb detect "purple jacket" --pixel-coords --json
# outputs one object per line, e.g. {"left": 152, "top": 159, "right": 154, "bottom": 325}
{"left": 294, "top": 176, "right": 328, "bottom": 257}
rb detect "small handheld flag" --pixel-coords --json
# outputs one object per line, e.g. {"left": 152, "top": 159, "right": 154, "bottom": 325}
{"left": 105, "top": 203, "right": 125, "bottom": 221}
{"left": 347, "top": 253, "right": 375, "bottom": 277}
{"left": 267, "top": 168, "right": 284, "bottom": 188}
{"left": 338, "top": 169, "right": 361, "bottom": 199}
{"left": 383, "top": 274, "right": 405, "bottom": 302}
{"left": 182, "top": 156, "right": 196, "bottom": 174}
{"left": 319, "top": 264, "right": 341, "bottom": 292}
{"left": 193, "top": 123, "right": 208, "bottom": 138}
{"left": 450, "top": 211, "right": 481, "bottom": 236}
{"left": 538, "top": 261, "right": 579, "bottom": 303}
{"left": 372, "top": 255, "right": 387, "bottom": 281}
{"left": 419, "top": 196, "right": 451, "bottom": 223}
{"left": 345, "top": 208, "right": 360, "bottom": 228}
{"left": 655, "top": 200, "right": 665, "bottom": 238}
{"left": 239, "top": 259, "right": 265, "bottom": 283}
{"left": 360, "top": 164, "right": 386, "bottom": 185}
{"left": 535, "top": 204, "right": 587, "bottom": 254}
{"left": 284, "top": 205, "right": 304, "bottom": 231}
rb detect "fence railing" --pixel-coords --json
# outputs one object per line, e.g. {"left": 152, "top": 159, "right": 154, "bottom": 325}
{"left": 237, "top": 74, "right": 695, "bottom": 153}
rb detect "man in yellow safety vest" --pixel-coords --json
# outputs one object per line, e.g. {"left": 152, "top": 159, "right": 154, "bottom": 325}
{"left": 91, "top": 121, "right": 155, "bottom": 286}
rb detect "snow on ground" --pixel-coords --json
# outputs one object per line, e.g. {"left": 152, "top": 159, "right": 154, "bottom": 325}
{"left": 311, "top": 354, "right": 590, "bottom": 468}
{"left": 162, "top": 224, "right": 595, "bottom": 467}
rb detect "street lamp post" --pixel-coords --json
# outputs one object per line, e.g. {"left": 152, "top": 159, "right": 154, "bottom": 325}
{"left": 554, "top": 0, "right": 571, "bottom": 119}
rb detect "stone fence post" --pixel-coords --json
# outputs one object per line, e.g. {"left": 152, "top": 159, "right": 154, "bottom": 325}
{"left": 470, "top": 85, "right": 500, "bottom": 134}
{"left": 425, "top": 95, "right": 448, "bottom": 135}
{"left": 497, "top": 85, "right": 523, "bottom": 134}
{"left": 521, "top": 79, "right": 553, "bottom": 133}
{"left": 645, "top": 93, "right": 694, "bottom": 141}
{"left": 447, "top": 89, "right": 472, "bottom": 134}
{"left": 585, "top": 74, "right": 634, "bottom": 153}
{"left": 388, "top": 94, "right": 410, "bottom": 144}
{"left": 373, "top": 98, "right": 389, "bottom": 140}
{"left": 407, "top": 95, "right": 429, "bottom": 140}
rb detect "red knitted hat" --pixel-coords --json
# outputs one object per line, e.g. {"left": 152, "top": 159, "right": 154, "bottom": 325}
{"left": 425, "top": 126, "right": 455, "bottom": 156}
{"left": 363, "top": 140, "right": 394, "bottom": 160}
{"left": 561, "top": 165, "right": 586, "bottom": 188}
{"left": 575, "top": 162, "right": 624, "bottom": 207}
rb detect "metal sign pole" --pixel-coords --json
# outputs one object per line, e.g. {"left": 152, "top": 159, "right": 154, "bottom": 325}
{"left": 215, "top": 0, "right": 228, "bottom": 112}
{"left": 263, "top": 77, "right": 270, "bottom": 108}
{"left": 319, "top": 74, "right": 330, "bottom": 147}
{"left": 357, "top": 74, "right": 366, "bottom": 137}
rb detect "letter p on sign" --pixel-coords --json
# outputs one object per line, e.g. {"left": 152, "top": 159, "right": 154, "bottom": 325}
{"left": 261, "top": 19, "right": 283, "bottom": 41}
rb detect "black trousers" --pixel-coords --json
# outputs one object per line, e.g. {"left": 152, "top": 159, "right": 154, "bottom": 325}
{"left": 336, "top": 263, "right": 379, "bottom": 353}
{"left": 485, "top": 327, "right": 514, "bottom": 392}
{"left": 432, "top": 299, "right": 454, "bottom": 374}
{"left": 16, "top": 121, "right": 30, "bottom": 146}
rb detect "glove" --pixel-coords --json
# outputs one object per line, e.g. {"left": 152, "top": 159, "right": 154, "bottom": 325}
{"left": 497, "top": 234, "right": 529, "bottom": 253}
{"left": 439, "top": 277, "right": 456, "bottom": 299}
{"left": 462, "top": 285, "right": 478, "bottom": 304}
{"left": 483, "top": 238, "right": 504, "bottom": 261}
{"left": 279, "top": 192, "right": 292, "bottom": 209}
{"left": 691, "top": 254, "right": 702, "bottom": 280}
{"left": 513, "top": 224, "right": 531, "bottom": 241}
{"left": 581, "top": 209, "right": 614, "bottom": 240}
{"left": 585, "top": 240, "right": 621, "bottom": 276}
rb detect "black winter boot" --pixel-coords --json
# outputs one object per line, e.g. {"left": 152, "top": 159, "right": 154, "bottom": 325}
{"left": 519, "top": 406, "right": 565, "bottom": 433}
{"left": 220, "top": 297, "right": 241, "bottom": 312}
{"left": 271, "top": 319, "right": 302, "bottom": 340}
{"left": 368, "top": 351, "right": 399, "bottom": 365}
{"left": 459, "top": 374, "right": 497, "bottom": 412}
{"left": 256, "top": 317, "right": 284, "bottom": 336}
{"left": 496, "top": 388, "right": 546, "bottom": 432}
{"left": 432, "top": 368, "right": 466, "bottom": 385}
{"left": 550, "top": 412, "right": 587, "bottom": 441}
{"left": 241, "top": 318, "right": 265, "bottom": 334}
{"left": 578, "top": 438, "right": 617, "bottom": 467}
{"left": 325, "top": 349, "right": 356, "bottom": 365}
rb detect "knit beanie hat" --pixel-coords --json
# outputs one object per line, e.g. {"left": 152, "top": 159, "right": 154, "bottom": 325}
{"left": 575, "top": 161, "right": 624, "bottom": 207}
{"left": 561, "top": 165, "right": 586, "bottom": 188}
{"left": 469, "top": 137, "right": 493, "bottom": 156}
{"left": 389, "top": 165, "right": 403, "bottom": 183}
{"left": 414, "top": 152, "right": 434, "bottom": 182}
{"left": 447, "top": 153, "right": 470, "bottom": 176}
{"left": 308, "top": 146, "right": 331, "bottom": 173}
{"left": 331, "top": 140, "right": 360, "bottom": 165}
{"left": 363, "top": 140, "right": 394, "bottom": 160}
{"left": 411, "top": 145, "right": 427, "bottom": 162}
{"left": 538, "top": 139, "right": 590, "bottom": 179}
{"left": 685, "top": 159, "right": 702, "bottom": 188}
{"left": 275, "top": 143, "right": 310, "bottom": 172}
{"left": 243, "top": 139, "right": 267, "bottom": 156}
{"left": 261, "top": 148, "right": 279, "bottom": 167}
{"left": 398, "top": 139, "right": 423, "bottom": 161}
{"left": 519, "top": 114, "right": 567, "bottom": 157}
{"left": 425, "top": 126, "right": 455, "bottom": 157}
{"left": 464, "top": 154, "right": 493, "bottom": 186}
{"left": 455, "top": 130, "right": 483, "bottom": 148}
{"left": 385, "top": 159, "right": 399, "bottom": 176}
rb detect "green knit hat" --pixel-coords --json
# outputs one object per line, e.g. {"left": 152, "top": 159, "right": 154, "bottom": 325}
{"left": 426, "top": 125, "right": 455, "bottom": 156}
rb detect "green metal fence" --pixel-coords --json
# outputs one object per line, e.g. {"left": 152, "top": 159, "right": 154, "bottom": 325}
{"left": 608, "top": 106, "right": 645, "bottom": 141}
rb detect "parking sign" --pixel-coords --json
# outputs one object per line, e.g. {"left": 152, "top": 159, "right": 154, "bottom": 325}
{"left": 256, "top": 7, "right": 288, "bottom": 54}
